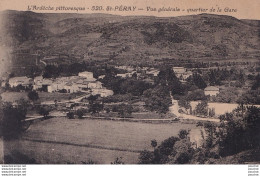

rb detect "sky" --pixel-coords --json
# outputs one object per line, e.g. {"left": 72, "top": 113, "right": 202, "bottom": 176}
{"left": 0, "top": 0, "right": 259, "bottom": 20}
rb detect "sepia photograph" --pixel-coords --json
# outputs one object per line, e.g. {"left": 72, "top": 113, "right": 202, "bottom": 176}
{"left": 0, "top": 0, "right": 259, "bottom": 167}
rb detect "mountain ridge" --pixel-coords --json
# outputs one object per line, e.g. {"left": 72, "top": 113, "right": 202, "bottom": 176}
{"left": 1, "top": 10, "right": 260, "bottom": 63}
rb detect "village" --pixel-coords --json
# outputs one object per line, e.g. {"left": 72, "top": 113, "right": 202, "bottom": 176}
{"left": 1, "top": 61, "right": 242, "bottom": 123}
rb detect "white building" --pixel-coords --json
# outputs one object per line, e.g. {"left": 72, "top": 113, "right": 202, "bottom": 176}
{"left": 172, "top": 67, "right": 186, "bottom": 78}
{"left": 9, "top": 76, "right": 32, "bottom": 88}
{"left": 204, "top": 86, "right": 220, "bottom": 96}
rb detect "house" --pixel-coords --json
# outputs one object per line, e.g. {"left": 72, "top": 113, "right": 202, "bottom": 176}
{"left": 172, "top": 67, "right": 186, "bottom": 78}
{"left": 92, "top": 88, "right": 114, "bottom": 97}
{"left": 47, "top": 81, "right": 66, "bottom": 92}
{"left": 204, "top": 86, "right": 220, "bottom": 96}
{"left": 78, "top": 71, "right": 96, "bottom": 81}
{"left": 9, "top": 76, "right": 32, "bottom": 88}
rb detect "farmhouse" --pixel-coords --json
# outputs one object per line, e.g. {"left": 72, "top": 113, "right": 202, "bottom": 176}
{"left": 204, "top": 86, "right": 220, "bottom": 96}
{"left": 9, "top": 76, "right": 33, "bottom": 88}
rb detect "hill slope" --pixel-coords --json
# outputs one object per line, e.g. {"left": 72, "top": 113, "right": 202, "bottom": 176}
{"left": 1, "top": 11, "right": 260, "bottom": 63}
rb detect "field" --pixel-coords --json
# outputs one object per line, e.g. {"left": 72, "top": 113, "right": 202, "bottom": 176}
{"left": 0, "top": 91, "right": 86, "bottom": 103}
{"left": 4, "top": 118, "right": 197, "bottom": 164}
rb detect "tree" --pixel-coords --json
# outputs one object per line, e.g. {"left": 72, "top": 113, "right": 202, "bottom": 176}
{"left": 28, "top": 90, "right": 39, "bottom": 102}
{"left": 178, "top": 97, "right": 191, "bottom": 112}
{"left": 43, "top": 65, "right": 60, "bottom": 78}
{"left": 139, "top": 136, "right": 180, "bottom": 164}
{"left": 143, "top": 85, "right": 172, "bottom": 114}
{"left": 157, "top": 66, "right": 185, "bottom": 96}
{"left": 2, "top": 102, "right": 27, "bottom": 139}
{"left": 38, "top": 107, "right": 50, "bottom": 118}
{"left": 237, "top": 89, "right": 260, "bottom": 105}
{"left": 111, "top": 157, "right": 124, "bottom": 164}
{"left": 151, "top": 139, "right": 158, "bottom": 149}
{"left": 193, "top": 73, "right": 207, "bottom": 89}
{"left": 186, "top": 89, "right": 207, "bottom": 101}
{"left": 218, "top": 106, "right": 260, "bottom": 156}
{"left": 76, "top": 109, "right": 84, "bottom": 119}
{"left": 116, "top": 104, "right": 133, "bottom": 118}
{"left": 138, "top": 150, "right": 154, "bottom": 164}
{"left": 67, "top": 112, "right": 74, "bottom": 119}
{"left": 170, "top": 138, "right": 195, "bottom": 164}
{"left": 208, "top": 108, "right": 216, "bottom": 117}
{"left": 178, "top": 129, "right": 189, "bottom": 139}
{"left": 203, "top": 122, "right": 216, "bottom": 149}
{"left": 87, "top": 95, "right": 99, "bottom": 104}
{"left": 89, "top": 102, "right": 104, "bottom": 115}
{"left": 195, "top": 101, "right": 208, "bottom": 116}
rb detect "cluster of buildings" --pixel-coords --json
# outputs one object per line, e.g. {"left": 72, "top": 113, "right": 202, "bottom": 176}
{"left": 115, "top": 66, "right": 160, "bottom": 78}
{"left": 172, "top": 67, "right": 220, "bottom": 96}
{"left": 8, "top": 76, "right": 33, "bottom": 88}
{"left": 4, "top": 71, "right": 113, "bottom": 97}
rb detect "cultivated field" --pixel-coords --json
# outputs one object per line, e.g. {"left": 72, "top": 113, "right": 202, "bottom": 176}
{"left": 4, "top": 118, "right": 197, "bottom": 164}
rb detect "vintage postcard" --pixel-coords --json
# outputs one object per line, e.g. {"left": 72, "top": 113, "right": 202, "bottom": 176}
{"left": 0, "top": 0, "right": 259, "bottom": 168}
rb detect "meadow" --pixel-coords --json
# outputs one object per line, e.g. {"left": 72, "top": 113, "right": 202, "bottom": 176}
{"left": 4, "top": 118, "right": 197, "bottom": 164}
